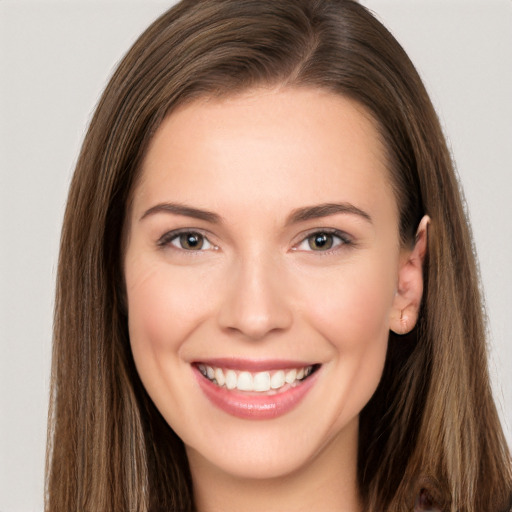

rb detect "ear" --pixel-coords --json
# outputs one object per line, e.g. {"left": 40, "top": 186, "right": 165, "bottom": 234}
{"left": 389, "top": 216, "right": 430, "bottom": 335}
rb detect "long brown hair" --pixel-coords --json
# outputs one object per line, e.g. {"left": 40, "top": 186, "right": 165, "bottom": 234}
{"left": 46, "top": 1, "right": 512, "bottom": 510}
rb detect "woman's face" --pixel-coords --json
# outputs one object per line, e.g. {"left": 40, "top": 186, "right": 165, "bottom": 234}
{"left": 124, "top": 88, "right": 413, "bottom": 481}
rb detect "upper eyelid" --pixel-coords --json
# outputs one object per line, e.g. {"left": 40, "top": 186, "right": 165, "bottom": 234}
{"left": 294, "top": 228, "right": 352, "bottom": 244}
{"left": 157, "top": 228, "right": 215, "bottom": 247}
{"left": 291, "top": 228, "right": 355, "bottom": 256}
{"left": 156, "top": 227, "right": 353, "bottom": 249}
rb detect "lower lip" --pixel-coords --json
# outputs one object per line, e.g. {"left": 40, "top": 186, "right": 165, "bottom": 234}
{"left": 194, "top": 367, "right": 319, "bottom": 420}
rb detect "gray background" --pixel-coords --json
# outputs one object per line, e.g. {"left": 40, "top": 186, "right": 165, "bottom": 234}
{"left": 1, "top": 1, "right": 511, "bottom": 510}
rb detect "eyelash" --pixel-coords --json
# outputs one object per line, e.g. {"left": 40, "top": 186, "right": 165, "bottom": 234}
{"left": 157, "top": 229, "right": 217, "bottom": 252}
{"left": 294, "top": 229, "right": 353, "bottom": 253}
{"left": 157, "top": 228, "right": 353, "bottom": 254}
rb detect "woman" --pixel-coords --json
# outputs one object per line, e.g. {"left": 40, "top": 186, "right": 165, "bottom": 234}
{"left": 46, "top": 1, "right": 512, "bottom": 511}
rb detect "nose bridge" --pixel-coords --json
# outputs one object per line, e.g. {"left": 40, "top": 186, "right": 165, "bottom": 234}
{"left": 217, "top": 247, "right": 292, "bottom": 340}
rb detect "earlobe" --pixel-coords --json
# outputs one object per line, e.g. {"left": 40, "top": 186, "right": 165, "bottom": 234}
{"left": 389, "top": 215, "right": 430, "bottom": 335}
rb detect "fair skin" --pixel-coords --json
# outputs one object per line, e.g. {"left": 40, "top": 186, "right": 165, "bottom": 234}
{"left": 124, "top": 87, "right": 428, "bottom": 512}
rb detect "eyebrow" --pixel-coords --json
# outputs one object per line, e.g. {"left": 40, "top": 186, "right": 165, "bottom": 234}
{"left": 140, "top": 201, "right": 372, "bottom": 225}
{"left": 140, "top": 203, "right": 222, "bottom": 223}
{"left": 285, "top": 202, "right": 372, "bottom": 226}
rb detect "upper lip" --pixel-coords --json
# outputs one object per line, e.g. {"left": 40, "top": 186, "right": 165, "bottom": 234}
{"left": 192, "top": 357, "right": 317, "bottom": 372}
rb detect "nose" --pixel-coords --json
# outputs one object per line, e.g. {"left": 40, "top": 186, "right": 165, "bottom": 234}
{"left": 217, "top": 253, "right": 293, "bottom": 341}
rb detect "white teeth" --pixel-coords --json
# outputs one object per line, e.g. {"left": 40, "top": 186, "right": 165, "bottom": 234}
{"left": 253, "top": 371, "right": 271, "bottom": 392}
{"left": 214, "top": 367, "right": 225, "bottom": 387}
{"left": 270, "top": 370, "right": 285, "bottom": 389}
{"left": 199, "top": 364, "right": 315, "bottom": 392}
{"left": 225, "top": 369, "right": 237, "bottom": 390}
{"left": 237, "top": 371, "right": 253, "bottom": 391}
{"left": 285, "top": 368, "right": 297, "bottom": 384}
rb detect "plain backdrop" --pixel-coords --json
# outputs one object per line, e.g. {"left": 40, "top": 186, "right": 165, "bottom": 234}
{"left": 1, "top": 1, "right": 511, "bottom": 511}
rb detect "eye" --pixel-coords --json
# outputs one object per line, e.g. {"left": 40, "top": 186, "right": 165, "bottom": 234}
{"left": 295, "top": 230, "right": 351, "bottom": 252}
{"left": 159, "top": 230, "right": 215, "bottom": 251}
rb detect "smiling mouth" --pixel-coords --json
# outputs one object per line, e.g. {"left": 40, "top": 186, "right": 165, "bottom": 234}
{"left": 196, "top": 363, "right": 320, "bottom": 394}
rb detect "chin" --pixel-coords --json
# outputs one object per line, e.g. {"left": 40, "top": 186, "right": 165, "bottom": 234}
{"left": 182, "top": 409, "right": 360, "bottom": 483}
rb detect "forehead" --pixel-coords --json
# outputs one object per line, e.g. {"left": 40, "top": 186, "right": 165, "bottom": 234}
{"left": 132, "top": 87, "right": 396, "bottom": 227}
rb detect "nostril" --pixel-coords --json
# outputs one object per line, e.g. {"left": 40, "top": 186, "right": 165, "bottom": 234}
{"left": 218, "top": 297, "right": 293, "bottom": 340}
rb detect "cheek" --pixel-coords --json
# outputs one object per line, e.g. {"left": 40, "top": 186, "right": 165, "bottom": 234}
{"left": 301, "top": 259, "right": 396, "bottom": 423}
{"left": 303, "top": 256, "right": 397, "bottom": 351}
{"left": 124, "top": 260, "right": 220, "bottom": 425}
{"left": 299, "top": 252, "right": 397, "bottom": 411}
{"left": 125, "top": 261, "right": 210, "bottom": 372}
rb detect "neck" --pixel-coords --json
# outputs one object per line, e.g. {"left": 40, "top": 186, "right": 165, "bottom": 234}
{"left": 187, "top": 420, "right": 363, "bottom": 512}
